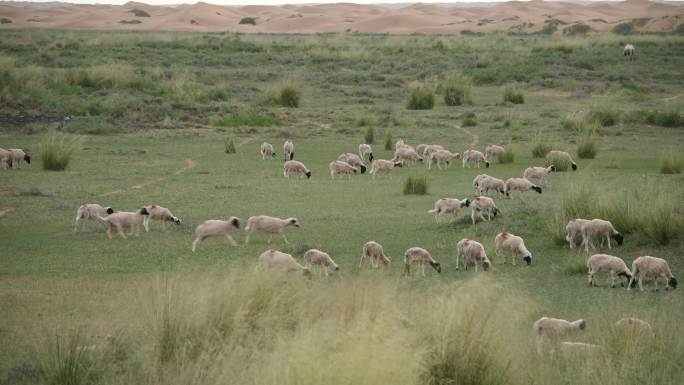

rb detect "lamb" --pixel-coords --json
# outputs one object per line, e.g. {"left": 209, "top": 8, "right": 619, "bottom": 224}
{"left": 359, "top": 241, "right": 391, "bottom": 268}
{"left": 245, "top": 215, "right": 300, "bottom": 245}
{"left": 258, "top": 249, "right": 311, "bottom": 276}
{"left": 455, "top": 239, "right": 491, "bottom": 272}
{"left": 494, "top": 232, "right": 533, "bottom": 266}
{"left": 191, "top": 217, "right": 241, "bottom": 252}
{"left": 283, "top": 160, "right": 311, "bottom": 179}
{"left": 429, "top": 149, "right": 460, "bottom": 170}
{"left": 474, "top": 175, "right": 507, "bottom": 197}
{"left": 98, "top": 207, "right": 149, "bottom": 239}
{"left": 523, "top": 165, "right": 555, "bottom": 186}
{"left": 7, "top": 149, "right": 31, "bottom": 169}
{"left": 428, "top": 198, "right": 470, "bottom": 223}
{"left": 338, "top": 153, "right": 367, "bottom": 173}
{"left": 586, "top": 254, "right": 632, "bottom": 288}
{"left": 546, "top": 150, "right": 577, "bottom": 171}
{"left": 329, "top": 160, "right": 358, "bottom": 179}
{"left": 392, "top": 147, "right": 423, "bottom": 165}
{"left": 615, "top": 318, "right": 653, "bottom": 335}
{"left": 0, "top": 148, "right": 11, "bottom": 169}
{"left": 462, "top": 149, "right": 489, "bottom": 169}
{"left": 580, "top": 219, "right": 624, "bottom": 252}
{"left": 358, "top": 143, "right": 374, "bottom": 162}
{"left": 75, "top": 204, "right": 114, "bottom": 231}
{"left": 303, "top": 249, "right": 340, "bottom": 276}
{"left": 623, "top": 44, "right": 635, "bottom": 61}
{"left": 283, "top": 139, "right": 294, "bottom": 160}
{"left": 628, "top": 256, "right": 677, "bottom": 291}
{"left": 470, "top": 196, "right": 500, "bottom": 224}
{"left": 565, "top": 219, "right": 589, "bottom": 249}
{"left": 403, "top": 247, "right": 441, "bottom": 276}
{"left": 369, "top": 159, "right": 402, "bottom": 179}
{"left": 260, "top": 142, "right": 276, "bottom": 159}
{"left": 505, "top": 178, "right": 542, "bottom": 197}
{"left": 143, "top": 204, "right": 181, "bottom": 232}
{"left": 533, "top": 317, "right": 587, "bottom": 355}
{"left": 484, "top": 144, "right": 505, "bottom": 160}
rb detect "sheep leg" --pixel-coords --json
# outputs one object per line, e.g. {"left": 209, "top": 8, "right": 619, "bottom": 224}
{"left": 455, "top": 254, "right": 460, "bottom": 270}
{"left": 224, "top": 234, "right": 238, "bottom": 246}
{"left": 192, "top": 237, "right": 201, "bottom": 252}
{"left": 74, "top": 217, "right": 81, "bottom": 232}
{"left": 117, "top": 225, "right": 127, "bottom": 239}
{"left": 610, "top": 272, "right": 616, "bottom": 288}
{"left": 606, "top": 234, "right": 612, "bottom": 250}
{"left": 471, "top": 210, "right": 476, "bottom": 225}
{"left": 244, "top": 232, "right": 251, "bottom": 244}
{"left": 653, "top": 279, "right": 658, "bottom": 291}
{"left": 143, "top": 216, "right": 150, "bottom": 233}
{"left": 639, "top": 278, "right": 644, "bottom": 292}
{"left": 359, "top": 255, "right": 365, "bottom": 268}
{"left": 511, "top": 252, "right": 516, "bottom": 266}
{"left": 281, "top": 233, "right": 290, "bottom": 245}
{"left": 162, "top": 221, "right": 167, "bottom": 231}
{"left": 106, "top": 224, "right": 113, "bottom": 240}
{"left": 421, "top": 264, "right": 426, "bottom": 277}
{"left": 267, "top": 235, "right": 272, "bottom": 244}
{"left": 588, "top": 271, "right": 594, "bottom": 286}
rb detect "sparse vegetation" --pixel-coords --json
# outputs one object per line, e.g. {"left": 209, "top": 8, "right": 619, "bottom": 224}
{"left": 577, "top": 132, "right": 599, "bottom": 159}
{"left": 39, "top": 132, "right": 81, "bottom": 171}
{"left": 660, "top": 149, "right": 682, "bottom": 174}
{"left": 364, "top": 126, "right": 375, "bottom": 144}
{"left": 224, "top": 136, "right": 236, "bottom": 154}
{"left": 496, "top": 146, "right": 515, "bottom": 164}
{"left": 587, "top": 105, "right": 620, "bottom": 127}
{"left": 563, "top": 23, "right": 591, "bottom": 36}
{"left": 384, "top": 130, "right": 393, "bottom": 150}
{"left": 119, "top": 20, "right": 142, "bottom": 25}
{"left": 212, "top": 109, "right": 280, "bottom": 127}
{"left": 278, "top": 82, "right": 301, "bottom": 108}
{"left": 613, "top": 22, "right": 635, "bottom": 35}
{"left": 443, "top": 75, "right": 473, "bottom": 106}
{"left": 532, "top": 131, "right": 551, "bottom": 158}
{"left": 0, "top": 18, "right": 12, "bottom": 24}
{"left": 129, "top": 8, "right": 151, "bottom": 17}
{"left": 503, "top": 87, "right": 524, "bottom": 104}
{"left": 403, "top": 173, "right": 428, "bottom": 195}
{"left": 406, "top": 84, "right": 434, "bottom": 110}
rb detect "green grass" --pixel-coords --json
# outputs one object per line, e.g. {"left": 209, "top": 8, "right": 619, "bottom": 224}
{"left": 403, "top": 173, "right": 429, "bottom": 195}
{"left": 224, "top": 136, "right": 236, "bottom": 154}
{"left": 364, "top": 126, "right": 375, "bottom": 144}
{"left": 660, "top": 149, "right": 682, "bottom": 174}
{"left": 587, "top": 105, "right": 620, "bottom": 127}
{"left": 277, "top": 81, "right": 301, "bottom": 108}
{"left": 531, "top": 131, "right": 551, "bottom": 158}
{"left": 576, "top": 133, "right": 599, "bottom": 159}
{"left": 39, "top": 132, "right": 81, "bottom": 171}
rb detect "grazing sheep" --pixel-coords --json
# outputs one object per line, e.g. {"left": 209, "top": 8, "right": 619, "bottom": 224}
{"left": 404, "top": 247, "right": 441, "bottom": 276}
{"left": 245, "top": 215, "right": 300, "bottom": 245}
{"left": 546, "top": 150, "right": 577, "bottom": 171}
{"left": 628, "top": 256, "right": 677, "bottom": 291}
{"left": 0, "top": 148, "right": 12, "bottom": 169}
{"left": 586, "top": 254, "right": 632, "bottom": 288}
{"left": 283, "top": 139, "right": 294, "bottom": 160}
{"left": 191, "top": 217, "right": 241, "bottom": 252}
{"left": 470, "top": 196, "right": 500, "bottom": 224}
{"left": 523, "top": 165, "right": 555, "bottom": 186}
{"left": 303, "top": 249, "right": 340, "bottom": 276}
{"left": 624, "top": 44, "right": 635, "bottom": 61}
{"left": 7, "top": 149, "right": 30, "bottom": 169}
{"left": 358, "top": 144, "right": 374, "bottom": 162}
{"left": 98, "top": 208, "right": 149, "bottom": 239}
{"left": 258, "top": 249, "right": 311, "bottom": 276}
{"left": 359, "top": 241, "right": 391, "bottom": 268}
{"left": 505, "top": 178, "right": 542, "bottom": 197}
{"left": 565, "top": 219, "right": 589, "bottom": 249}
{"left": 338, "top": 153, "right": 367, "bottom": 173}
{"left": 494, "top": 232, "right": 533, "bottom": 266}
{"left": 75, "top": 204, "right": 114, "bottom": 231}
{"left": 533, "top": 317, "right": 587, "bottom": 355}
{"left": 456, "top": 238, "right": 491, "bottom": 272}
{"left": 415, "top": 144, "right": 428, "bottom": 156}
{"left": 474, "top": 175, "right": 507, "bottom": 197}
{"left": 283, "top": 160, "right": 311, "bottom": 179}
{"left": 395, "top": 139, "right": 408, "bottom": 151}
{"left": 329, "top": 160, "right": 358, "bottom": 179}
{"left": 428, "top": 198, "right": 470, "bottom": 223}
{"left": 484, "top": 144, "right": 505, "bottom": 160}
{"left": 615, "top": 318, "right": 653, "bottom": 335}
{"left": 429, "top": 149, "right": 460, "bottom": 170}
{"left": 369, "top": 159, "right": 402, "bottom": 179}
{"left": 143, "top": 204, "right": 181, "bottom": 232}
{"left": 462, "top": 149, "right": 490, "bottom": 169}
{"left": 422, "top": 144, "right": 445, "bottom": 157}
{"left": 392, "top": 147, "right": 423, "bottom": 166}
{"left": 260, "top": 142, "right": 276, "bottom": 159}
{"left": 472, "top": 174, "right": 489, "bottom": 189}
{"left": 581, "top": 219, "right": 624, "bottom": 252}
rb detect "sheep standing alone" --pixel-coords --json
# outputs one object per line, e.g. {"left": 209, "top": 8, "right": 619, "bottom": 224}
{"left": 0, "top": 148, "right": 12, "bottom": 169}
{"left": 471, "top": 196, "right": 500, "bottom": 224}
{"left": 533, "top": 317, "right": 587, "bottom": 355}
{"left": 143, "top": 204, "right": 181, "bottom": 232}
{"left": 586, "top": 254, "right": 632, "bottom": 288}
{"left": 456, "top": 239, "right": 491, "bottom": 271}
{"left": 260, "top": 142, "right": 276, "bottom": 160}
{"left": 462, "top": 149, "right": 489, "bottom": 169}
{"left": 369, "top": 159, "right": 402, "bottom": 179}
{"left": 428, "top": 198, "right": 470, "bottom": 223}
{"left": 75, "top": 204, "right": 114, "bottom": 231}
{"left": 358, "top": 144, "right": 374, "bottom": 162}
{"left": 329, "top": 160, "right": 358, "bottom": 179}
{"left": 303, "top": 249, "right": 340, "bottom": 276}
{"left": 429, "top": 149, "right": 460, "bottom": 170}
{"left": 474, "top": 175, "right": 507, "bottom": 197}
{"left": 283, "top": 139, "right": 294, "bottom": 161}
{"left": 191, "top": 217, "right": 241, "bottom": 252}
{"left": 484, "top": 144, "right": 505, "bottom": 160}
{"left": 98, "top": 208, "right": 149, "bottom": 239}
{"left": 565, "top": 219, "right": 589, "bottom": 249}
{"left": 245, "top": 215, "right": 300, "bottom": 245}
{"left": 505, "top": 178, "right": 542, "bottom": 197}
{"left": 7, "top": 149, "right": 30, "bottom": 169}
{"left": 283, "top": 160, "right": 312, "bottom": 179}
{"left": 494, "top": 232, "right": 533, "bottom": 266}
{"left": 581, "top": 219, "right": 624, "bottom": 252}
{"left": 404, "top": 247, "right": 441, "bottom": 276}
{"left": 338, "top": 153, "right": 367, "bottom": 173}
{"left": 546, "top": 150, "right": 577, "bottom": 171}
{"left": 624, "top": 44, "right": 635, "bottom": 61}
{"left": 359, "top": 241, "right": 391, "bottom": 268}
{"left": 258, "top": 249, "right": 310, "bottom": 276}
{"left": 629, "top": 256, "right": 677, "bottom": 291}
{"left": 523, "top": 165, "right": 555, "bottom": 186}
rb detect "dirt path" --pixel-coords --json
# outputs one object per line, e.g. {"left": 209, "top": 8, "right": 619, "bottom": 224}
{"left": 456, "top": 124, "right": 479, "bottom": 148}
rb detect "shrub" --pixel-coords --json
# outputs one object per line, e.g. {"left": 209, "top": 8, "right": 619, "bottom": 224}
{"left": 660, "top": 149, "right": 682, "bottom": 174}
{"left": 564, "top": 259, "right": 587, "bottom": 275}
{"left": 531, "top": 131, "right": 551, "bottom": 158}
{"left": 643, "top": 198, "right": 679, "bottom": 245}
{"left": 278, "top": 82, "right": 301, "bottom": 108}
{"left": 496, "top": 147, "right": 515, "bottom": 164}
{"left": 462, "top": 117, "right": 477, "bottom": 127}
{"left": 239, "top": 17, "right": 257, "bottom": 25}
{"left": 560, "top": 113, "right": 584, "bottom": 133}
{"left": 364, "top": 126, "right": 375, "bottom": 144}
{"left": 636, "top": 109, "right": 684, "bottom": 128}
{"left": 502, "top": 87, "right": 524, "bottom": 104}
{"left": 443, "top": 76, "right": 473, "bottom": 106}
{"left": 406, "top": 85, "right": 434, "bottom": 110}
{"left": 613, "top": 22, "right": 635, "bottom": 35}
{"left": 577, "top": 133, "right": 599, "bottom": 159}
{"left": 129, "top": 8, "right": 151, "bottom": 17}
{"left": 43, "top": 334, "right": 93, "bottom": 385}
{"left": 403, "top": 174, "right": 428, "bottom": 195}
{"left": 40, "top": 132, "right": 81, "bottom": 171}
{"left": 563, "top": 23, "right": 590, "bottom": 36}
{"left": 587, "top": 105, "right": 620, "bottom": 127}
{"left": 224, "top": 136, "right": 236, "bottom": 154}
{"left": 384, "top": 130, "right": 393, "bottom": 150}
{"left": 0, "top": 18, "right": 12, "bottom": 24}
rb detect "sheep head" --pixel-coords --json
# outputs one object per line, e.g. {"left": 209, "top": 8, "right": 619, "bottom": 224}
{"left": 532, "top": 185, "right": 543, "bottom": 194}
{"left": 612, "top": 233, "right": 624, "bottom": 246}
{"left": 430, "top": 261, "right": 441, "bottom": 273}
{"left": 523, "top": 254, "right": 532, "bottom": 265}
{"left": 485, "top": 161, "right": 490, "bottom": 168}
{"left": 139, "top": 207, "right": 150, "bottom": 216}
{"left": 668, "top": 277, "right": 678, "bottom": 290}
{"left": 571, "top": 162, "right": 578, "bottom": 171}
{"left": 231, "top": 217, "right": 241, "bottom": 229}
{"left": 482, "top": 260, "right": 491, "bottom": 271}
{"left": 305, "top": 170, "right": 311, "bottom": 178}
{"left": 360, "top": 164, "right": 367, "bottom": 174}
{"left": 461, "top": 199, "right": 471, "bottom": 208}
{"left": 105, "top": 207, "right": 114, "bottom": 215}
{"left": 369, "top": 153, "right": 374, "bottom": 162}
{"left": 289, "top": 218, "right": 300, "bottom": 227}
{"left": 24, "top": 154, "right": 31, "bottom": 164}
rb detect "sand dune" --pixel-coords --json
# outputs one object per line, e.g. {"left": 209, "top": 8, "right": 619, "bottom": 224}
{"left": 0, "top": 1, "right": 682, "bottom": 34}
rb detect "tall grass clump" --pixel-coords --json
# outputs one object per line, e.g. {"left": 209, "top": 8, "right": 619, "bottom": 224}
{"left": 42, "top": 334, "right": 94, "bottom": 385}
{"left": 502, "top": 86, "right": 524, "bottom": 104}
{"left": 406, "top": 84, "right": 434, "bottom": 110}
{"left": 40, "top": 132, "right": 81, "bottom": 171}
{"left": 403, "top": 173, "right": 428, "bottom": 195}
{"left": 384, "top": 130, "right": 393, "bottom": 150}
{"left": 636, "top": 108, "right": 684, "bottom": 128}
{"left": 364, "top": 126, "right": 375, "bottom": 144}
{"left": 660, "top": 149, "right": 682, "bottom": 174}
{"left": 587, "top": 105, "right": 620, "bottom": 127}
{"left": 278, "top": 81, "right": 301, "bottom": 108}
{"left": 224, "top": 136, "right": 236, "bottom": 154}
{"left": 239, "top": 17, "right": 257, "bottom": 25}
{"left": 545, "top": 150, "right": 573, "bottom": 171}
{"left": 129, "top": 8, "right": 151, "bottom": 17}
{"left": 531, "top": 131, "right": 551, "bottom": 158}
{"left": 496, "top": 146, "right": 515, "bottom": 164}
{"left": 576, "top": 132, "right": 599, "bottom": 159}
{"left": 443, "top": 75, "right": 473, "bottom": 106}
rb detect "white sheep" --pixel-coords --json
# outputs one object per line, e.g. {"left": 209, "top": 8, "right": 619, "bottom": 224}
{"left": 338, "top": 153, "right": 367, "bottom": 173}
{"left": 283, "top": 160, "right": 311, "bottom": 179}
{"left": 462, "top": 149, "right": 489, "bottom": 169}
{"left": 474, "top": 175, "right": 507, "bottom": 197}
{"left": 0, "top": 148, "right": 12, "bottom": 169}
{"left": 75, "top": 204, "right": 114, "bottom": 231}
{"left": 470, "top": 196, "right": 500, "bottom": 224}
{"left": 624, "top": 44, "right": 635, "bottom": 61}
{"left": 395, "top": 139, "right": 408, "bottom": 151}
{"left": 581, "top": 219, "right": 624, "bottom": 252}
{"left": 392, "top": 147, "right": 423, "bottom": 166}
{"left": 546, "top": 150, "right": 577, "bottom": 171}
{"left": 523, "top": 165, "right": 555, "bottom": 186}
{"left": 260, "top": 142, "right": 276, "bottom": 159}
{"left": 7, "top": 149, "right": 31, "bottom": 169}
{"left": 628, "top": 256, "right": 677, "bottom": 291}
{"left": 484, "top": 144, "right": 505, "bottom": 160}
{"left": 422, "top": 144, "right": 445, "bottom": 157}
{"left": 428, "top": 198, "right": 470, "bottom": 223}
{"left": 329, "top": 160, "right": 358, "bottom": 179}
{"left": 245, "top": 215, "right": 300, "bottom": 245}
{"left": 456, "top": 238, "right": 491, "bottom": 272}
{"left": 98, "top": 207, "right": 150, "bottom": 239}
{"left": 303, "top": 249, "right": 340, "bottom": 276}
{"left": 358, "top": 143, "right": 374, "bottom": 162}
{"left": 143, "top": 204, "right": 181, "bottom": 232}
{"left": 359, "top": 241, "right": 391, "bottom": 268}
{"left": 565, "top": 219, "right": 589, "bottom": 249}
{"left": 505, "top": 178, "right": 542, "bottom": 197}
{"left": 283, "top": 139, "right": 294, "bottom": 160}
{"left": 586, "top": 254, "right": 632, "bottom": 288}
{"left": 428, "top": 149, "right": 460, "bottom": 170}
{"left": 404, "top": 247, "right": 441, "bottom": 276}
{"left": 533, "top": 317, "right": 587, "bottom": 355}
{"left": 369, "top": 159, "right": 402, "bottom": 179}
{"left": 258, "top": 249, "right": 311, "bottom": 276}
{"left": 494, "top": 232, "right": 532, "bottom": 266}
{"left": 615, "top": 318, "right": 653, "bottom": 335}
{"left": 191, "top": 217, "right": 241, "bottom": 252}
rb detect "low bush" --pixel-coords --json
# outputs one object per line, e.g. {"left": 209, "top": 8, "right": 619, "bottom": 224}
{"left": 660, "top": 149, "right": 682, "bottom": 174}
{"left": 577, "top": 133, "right": 599, "bottom": 159}
{"left": 39, "top": 132, "right": 81, "bottom": 171}
{"left": 587, "top": 105, "right": 620, "bottom": 127}
{"left": 443, "top": 76, "right": 473, "bottom": 106}
{"left": 531, "top": 131, "right": 551, "bottom": 158}
{"left": 496, "top": 147, "right": 515, "bottom": 164}
{"left": 613, "top": 22, "right": 635, "bottom": 35}
{"left": 364, "top": 126, "right": 375, "bottom": 144}
{"left": 406, "top": 85, "right": 434, "bottom": 110}
{"left": 503, "top": 87, "right": 524, "bottom": 104}
{"left": 403, "top": 173, "right": 428, "bottom": 195}
{"left": 278, "top": 82, "right": 301, "bottom": 108}
{"left": 224, "top": 136, "right": 236, "bottom": 154}
{"left": 239, "top": 17, "right": 257, "bottom": 25}
{"left": 129, "top": 8, "right": 151, "bottom": 17}
{"left": 212, "top": 109, "right": 279, "bottom": 127}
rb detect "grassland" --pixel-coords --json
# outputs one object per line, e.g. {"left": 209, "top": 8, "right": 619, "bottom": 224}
{"left": 0, "top": 30, "right": 683, "bottom": 385}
